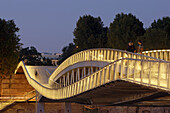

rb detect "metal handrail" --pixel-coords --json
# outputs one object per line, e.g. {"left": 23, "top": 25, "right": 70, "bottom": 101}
{"left": 142, "top": 49, "right": 170, "bottom": 61}
{"left": 49, "top": 48, "right": 164, "bottom": 85}
{"left": 15, "top": 56, "right": 170, "bottom": 100}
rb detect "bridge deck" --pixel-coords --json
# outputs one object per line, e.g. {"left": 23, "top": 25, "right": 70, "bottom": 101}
{"left": 14, "top": 49, "right": 170, "bottom": 105}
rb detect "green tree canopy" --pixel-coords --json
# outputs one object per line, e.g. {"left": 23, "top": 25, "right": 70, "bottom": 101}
{"left": 19, "top": 46, "right": 42, "bottom": 65}
{"left": 151, "top": 17, "right": 170, "bottom": 36}
{"left": 107, "top": 13, "right": 145, "bottom": 49}
{"left": 139, "top": 29, "right": 169, "bottom": 50}
{"left": 73, "top": 15, "right": 108, "bottom": 52}
{"left": 19, "top": 46, "right": 53, "bottom": 66}
{"left": 139, "top": 16, "right": 170, "bottom": 50}
{"left": 57, "top": 43, "right": 76, "bottom": 65}
{"left": 0, "top": 19, "right": 22, "bottom": 78}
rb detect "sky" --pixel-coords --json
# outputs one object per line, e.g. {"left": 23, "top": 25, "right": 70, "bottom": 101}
{"left": 0, "top": 0, "right": 170, "bottom": 53}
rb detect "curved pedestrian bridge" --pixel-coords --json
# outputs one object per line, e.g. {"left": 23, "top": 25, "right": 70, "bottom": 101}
{"left": 15, "top": 49, "right": 170, "bottom": 105}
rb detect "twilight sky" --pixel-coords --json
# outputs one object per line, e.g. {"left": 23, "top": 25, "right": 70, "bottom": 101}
{"left": 0, "top": 0, "right": 170, "bottom": 53}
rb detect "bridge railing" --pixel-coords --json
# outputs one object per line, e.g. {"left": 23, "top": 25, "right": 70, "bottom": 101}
{"left": 57, "top": 58, "right": 170, "bottom": 99}
{"left": 49, "top": 48, "right": 161, "bottom": 85}
{"left": 17, "top": 57, "right": 170, "bottom": 100}
{"left": 119, "top": 59, "right": 170, "bottom": 89}
{"left": 142, "top": 50, "right": 170, "bottom": 61}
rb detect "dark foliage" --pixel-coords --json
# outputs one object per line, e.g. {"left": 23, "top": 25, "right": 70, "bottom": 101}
{"left": 57, "top": 43, "right": 76, "bottom": 65}
{"left": 73, "top": 15, "right": 108, "bottom": 52}
{"left": 19, "top": 46, "right": 53, "bottom": 66}
{"left": 139, "top": 29, "right": 169, "bottom": 50}
{"left": 107, "top": 13, "right": 145, "bottom": 49}
{"left": 0, "top": 19, "right": 22, "bottom": 78}
{"left": 151, "top": 17, "right": 170, "bottom": 36}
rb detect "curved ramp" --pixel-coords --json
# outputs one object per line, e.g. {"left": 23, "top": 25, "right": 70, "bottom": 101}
{"left": 15, "top": 49, "right": 170, "bottom": 105}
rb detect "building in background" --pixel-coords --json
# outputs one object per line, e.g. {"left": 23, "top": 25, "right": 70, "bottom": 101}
{"left": 41, "top": 52, "right": 61, "bottom": 66}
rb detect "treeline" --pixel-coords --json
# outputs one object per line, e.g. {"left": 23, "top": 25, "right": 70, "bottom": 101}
{"left": 58, "top": 13, "right": 170, "bottom": 64}
{"left": 0, "top": 19, "right": 21, "bottom": 78}
{"left": 0, "top": 19, "right": 53, "bottom": 78}
{"left": 1, "top": 13, "right": 170, "bottom": 77}
{"left": 19, "top": 46, "right": 53, "bottom": 66}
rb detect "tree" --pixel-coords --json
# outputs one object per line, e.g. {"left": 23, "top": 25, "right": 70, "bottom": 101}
{"left": 73, "top": 15, "right": 108, "bottom": 52}
{"left": 57, "top": 43, "right": 76, "bottom": 65}
{"left": 0, "top": 19, "right": 22, "bottom": 78}
{"left": 139, "top": 29, "right": 169, "bottom": 50}
{"left": 42, "top": 57, "right": 53, "bottom": 66}
{"left": 107, "top": 13, "right": 145, "bottom": 49}
{"left": 19, "top": 46, "right": 43, "bottom": 65}
{"left": 151, "top": 17, "right": 170, "bottom": 36}
{"left": 19, "top": 46, "right": 53, "bottom": 66}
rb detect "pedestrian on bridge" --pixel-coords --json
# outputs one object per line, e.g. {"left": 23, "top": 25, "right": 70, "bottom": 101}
{"left": 137, "top": 40, "right": 143, "bottom": 54}
{"left": 126, "top": 42, "right": 136, "bottom": 53}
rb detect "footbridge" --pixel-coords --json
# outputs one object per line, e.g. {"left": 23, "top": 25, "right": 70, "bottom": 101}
{"left": 15, "top": 49, "right": 170, "bottom": 106}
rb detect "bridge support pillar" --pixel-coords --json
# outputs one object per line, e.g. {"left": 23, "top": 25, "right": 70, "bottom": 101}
{"left": 35, "top": 91, "right": 45, "bottom": 113}
{"left": 65, "top": 103, "right": 72, "bottom": 113}
{"left": 37, "top": 102, "right": 45, "bottom": 113}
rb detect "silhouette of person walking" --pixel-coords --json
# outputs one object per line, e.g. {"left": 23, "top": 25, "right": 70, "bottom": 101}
{"left": 137, "top": 40, "right": 143, "bottom": 54}
{"left": 126, "top": 42, "right": 136, "bottom": 53}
